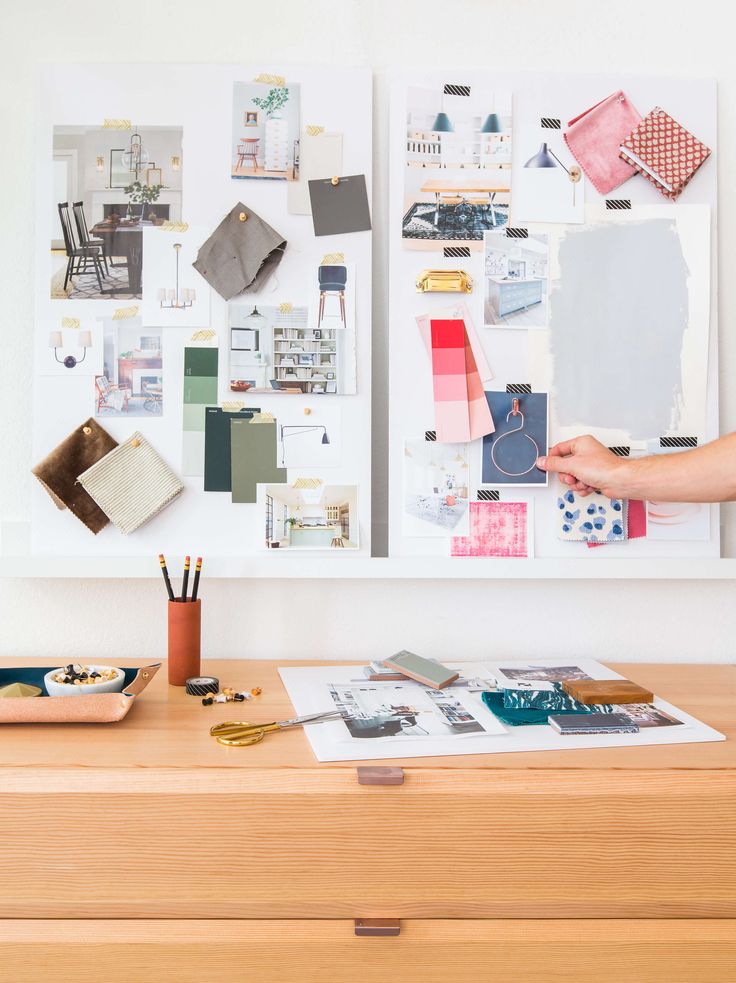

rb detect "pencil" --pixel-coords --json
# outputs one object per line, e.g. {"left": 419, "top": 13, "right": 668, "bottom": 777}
{"left": 181, "top": 555, "right": 191, "bottom": 602}
{"left": 191, "top": 557, "right": 203, "bottom": 602}
{"left": 159, "top": 554, "right": 175, "bottom": 602}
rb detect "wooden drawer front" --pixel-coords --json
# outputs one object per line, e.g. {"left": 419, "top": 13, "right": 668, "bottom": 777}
{"left": 1, "top": 770, "right": 734, "bottom": 919}
{"left": 1, "top": 919, "right": 735, "bottom": 983}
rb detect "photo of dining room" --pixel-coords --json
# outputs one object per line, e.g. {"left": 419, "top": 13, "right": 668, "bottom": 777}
{"left": 483, "top": 229, "right": 549, "bottom": 328}
{"left": 402, "top": 85, "right": 512, "bottom": 246}
{"left": 403, "top": 438, "right": 471, "bottom": 537}
{"left": 51, "top": 125, "right": 183, "bottom": 300}
{"left": 263, "top": 482, "right": 359, "bottom": 550}
{"left": 94, "top": 316, "right": 164, "bottom": 417}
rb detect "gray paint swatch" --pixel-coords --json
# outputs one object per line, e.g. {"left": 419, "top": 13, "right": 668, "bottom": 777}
{"left": 308, "top": 175, "right": 371, "bottom": 237}
{"left": 549, "top": 219, "right": 689, "bottom": 440}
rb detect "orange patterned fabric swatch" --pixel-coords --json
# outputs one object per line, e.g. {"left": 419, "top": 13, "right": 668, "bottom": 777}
{"left": 619, "top": 107, "right": 711, "bottom": 200}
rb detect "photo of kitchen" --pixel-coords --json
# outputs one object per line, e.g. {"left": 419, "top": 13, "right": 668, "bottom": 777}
{"left": 264, "top": 482, "right": 359, "bottom": 549}
{"left": 483, "top": 229, "right": 549, "bottom": 328}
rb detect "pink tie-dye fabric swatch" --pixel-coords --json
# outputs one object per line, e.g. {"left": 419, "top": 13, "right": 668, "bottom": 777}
{"left": 451, "top": 501, "right": 528, "bottom": 557}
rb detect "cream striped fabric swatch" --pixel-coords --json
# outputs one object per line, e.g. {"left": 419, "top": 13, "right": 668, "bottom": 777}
{"left": 77, "top": 433, "right": 184, "bottom": 535}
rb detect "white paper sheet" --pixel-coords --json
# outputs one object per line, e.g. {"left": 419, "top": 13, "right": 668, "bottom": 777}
{"left": 279, "top": 659, "right": 724, "bottom": 762}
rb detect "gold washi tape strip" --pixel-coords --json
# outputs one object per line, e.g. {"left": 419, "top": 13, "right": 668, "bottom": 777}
{"left": 61, "top": 317, "right": 80, "bottom": 330}
{"left": 112, "top": 305, "right": 139, "bottom": 320}
{"left": 160, "top": 221, "right": 189, "bottom": 232}
{"left": 190, "top": 329, "right": 216, "bottom": 342}
{"left": 221, "top": 401, "right": 245, "bottom": 412}
{"left": 293, "top": 477, "right": 322, "bottom": 490}
{"left": 321, "top": 252, "right": 345, "bottom": 265}
{"left": 306, "top": 125, "right": 325, "bottom": 136}
{"left": 253, "top": 73, "right": 285, "bottom": 86}
{"left": 250, "top": 411, "right": 276, "bottom": 423}
{"left": 278, "top": 301, "right": 293, "bottom": 314}
{"left": 103, "top": 119, "right": 131, "bottom": 129}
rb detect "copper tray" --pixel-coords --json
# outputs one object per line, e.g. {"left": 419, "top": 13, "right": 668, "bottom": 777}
{"left": 0, "top": 663, "right": 161, "bottom": 724}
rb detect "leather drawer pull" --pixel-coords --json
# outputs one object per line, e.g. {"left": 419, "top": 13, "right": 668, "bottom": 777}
{"left": 354, "top": 919, "right": 401, "bottom": 937}
{"left": 356, "top": 766, "right": 404, "bottom": 786}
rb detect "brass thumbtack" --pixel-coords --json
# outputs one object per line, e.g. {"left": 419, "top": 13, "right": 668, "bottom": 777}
{"left": 303, "top": 407, "right": 312, "bottom": 416}
{"left": 331, "top": 176, "right": 340, "bottom": 186}
{"left": 82, "top": 426, "right": 92, "bottom": 435}
{"left": 239, "top": 211, "right": 247, "bottom": 222}
{"left": 131, "top": 438, "right": 141, "bottom": 448}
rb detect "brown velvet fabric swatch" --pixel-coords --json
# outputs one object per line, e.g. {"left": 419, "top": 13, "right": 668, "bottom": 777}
{"left": 32, "top": 418, "right": 118, "bottom": 534}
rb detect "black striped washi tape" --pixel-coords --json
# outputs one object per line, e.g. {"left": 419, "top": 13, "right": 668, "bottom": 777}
{"left": 478, "top": 489, "right": 500, "bottom": 502}
{"left": 444, "top": 246, "right": 471, "bottom": 258}
{"left": 608, "top": 446, "right": 631, "bottom": 457}
{"left": 505, "top": 227, "right": 528, "bottom": 238}
{"left": 444, "top": 84, "right": 471, "bottom": 97}
{"left": 425, "top": 430, "right": 437, "bottom": 441}
{"left": 660, "top": 436, "right": 698, "bottom": 448}
{"left": 606, "top": 199, "right": 632, "bottom": 210}
{"left": 506, "top": 383, "right": 532, "bottom": 394}
{"left": 540, "top": 117, "right": 561, "bottom": 129}
{"left": 186, "top": 675, "right": 219, "bottom": 696}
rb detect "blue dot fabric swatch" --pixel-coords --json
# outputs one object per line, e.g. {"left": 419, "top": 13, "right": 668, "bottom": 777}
{"left": 557, "top": 489, "right": 627, "bottom": 543}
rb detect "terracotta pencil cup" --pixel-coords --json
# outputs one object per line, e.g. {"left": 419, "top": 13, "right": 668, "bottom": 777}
{"left": 168, "top": 599, "right": 201, "bottom": 686}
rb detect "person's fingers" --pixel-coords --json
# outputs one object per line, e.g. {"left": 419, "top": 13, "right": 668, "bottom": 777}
{"left": 537, "top": 453, "right": 578, "bottom": 474}
{"left": 546, "top": 439, "right": 577, "bottom": 458}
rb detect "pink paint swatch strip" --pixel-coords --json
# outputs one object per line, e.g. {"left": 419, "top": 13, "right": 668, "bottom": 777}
{"left": 430, "top": 318, "right": 495, "bottom": 443}
{"left": 451, "top": 501, "right": 528, "bottom": 558}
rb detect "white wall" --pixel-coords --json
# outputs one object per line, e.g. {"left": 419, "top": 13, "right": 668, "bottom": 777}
{"left": 2, "top": 0, "right": 735, "bottom": 664}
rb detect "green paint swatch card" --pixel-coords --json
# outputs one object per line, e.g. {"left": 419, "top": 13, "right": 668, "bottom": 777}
{"left": 184, "top": 347, "right": 218, "bottom": 378}
{"left": 204, "top": 406, "right": 260, "bottom": 492}
{"left": 230, "top": 418, "right": 287, "bottom": 504}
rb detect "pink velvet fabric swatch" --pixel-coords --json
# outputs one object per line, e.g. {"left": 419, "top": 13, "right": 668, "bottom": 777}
{"left": 564, "top": 90, "right": 641, "bottom": 195}
{"left": 452, "top": 501, "right": 528, "bottom": 558}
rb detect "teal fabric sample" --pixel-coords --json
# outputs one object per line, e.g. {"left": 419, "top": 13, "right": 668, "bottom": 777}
{"left": 502, "top": 682, "right": 610, "bottom": 712}
{"left": 482, "top": 691, "right": 613, "bottom": 727}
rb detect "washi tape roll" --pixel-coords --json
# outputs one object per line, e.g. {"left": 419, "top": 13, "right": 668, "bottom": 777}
{"left": 186, "top": 675, "right": 219, "bottom": 697}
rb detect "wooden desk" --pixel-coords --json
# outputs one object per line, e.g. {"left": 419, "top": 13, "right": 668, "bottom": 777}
{"left": 1, "top": 661, "right": 734, "bottom": 982}
{"left": 420, "top": 179, "right": 512, "bottom": 227}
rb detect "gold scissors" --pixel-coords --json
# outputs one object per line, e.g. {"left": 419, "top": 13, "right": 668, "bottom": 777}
{"left": 210, "top": 710, "right": 347, "bottom": 747}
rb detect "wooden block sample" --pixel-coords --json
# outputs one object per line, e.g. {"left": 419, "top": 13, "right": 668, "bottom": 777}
{"left": 562, "top": 679, "right": 655, "bottom": 705}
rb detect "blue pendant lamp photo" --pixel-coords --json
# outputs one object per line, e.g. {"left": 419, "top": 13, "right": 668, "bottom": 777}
{"left": 431, "top": 110, "right": 454, "bottom": 133}
{"left": 480, "top": 113, "right": 502, "bottom": 133}
{"left": 523, "top": 142, "right": 582, "bottom": 204}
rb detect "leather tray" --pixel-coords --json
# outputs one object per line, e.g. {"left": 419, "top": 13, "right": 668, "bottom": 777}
{"left": 0, "top": 664, "right": 161, "bottom": 723}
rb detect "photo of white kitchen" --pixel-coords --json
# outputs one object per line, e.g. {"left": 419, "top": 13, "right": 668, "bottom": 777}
{"left": 483, "top": 229, "right": 549, "bottom": 328}
{"left": 264, "top": 482, "right": 359, "bottom": 550}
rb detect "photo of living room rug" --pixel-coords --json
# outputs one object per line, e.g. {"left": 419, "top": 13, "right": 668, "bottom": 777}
{"left": 402, "top": 201, "right": 508, "bottom": 240}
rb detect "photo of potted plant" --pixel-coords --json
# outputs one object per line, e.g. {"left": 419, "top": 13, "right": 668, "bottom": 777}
{"left": 251, "top": 86, "right": 290, "bottom": 119}
{"left": 123, "top": 180, "right": 164, "bottom": 223}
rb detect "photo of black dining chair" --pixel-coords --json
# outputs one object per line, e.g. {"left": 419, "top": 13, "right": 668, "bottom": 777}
{"left": 58, "top": 202, "right": 106, "bottom": 293}
{"left": 72, "top": 201, "right": 109, "bottom": 276}
{"left": 317, "top": 264, "right": 348, "bottom": 328}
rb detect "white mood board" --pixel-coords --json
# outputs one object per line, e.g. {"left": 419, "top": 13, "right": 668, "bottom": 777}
{"left": 32, "top": 64, "right": 372, "bottom": 558}
{"left": 389, "top": 71, "right": 719, "bottom": 560}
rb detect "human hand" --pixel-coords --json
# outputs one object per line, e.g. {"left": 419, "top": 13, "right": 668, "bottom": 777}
{"left": 536, "top": 436, "right": 628, "bottom": 498}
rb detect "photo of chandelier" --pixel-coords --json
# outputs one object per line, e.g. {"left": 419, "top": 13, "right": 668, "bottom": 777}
{"left": 121, "top": 129, "right": 150, "bottom": 179}
{"left": 158, "top": 243, "right": 196, "bottom": 309}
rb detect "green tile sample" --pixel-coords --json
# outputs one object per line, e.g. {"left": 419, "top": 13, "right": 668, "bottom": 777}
{"left": 230, "top": 418, "right": 287, "bottom": 504}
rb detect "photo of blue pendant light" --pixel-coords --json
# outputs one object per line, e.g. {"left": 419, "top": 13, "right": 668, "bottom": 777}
{"left": 481, "top": 113, "right": 502, "bottom": 133}
{"left": 431, "top": 111, "right": 454, "bottom": 133}
{"left": 524, "top": 142, "right": 582, "bottom": 203}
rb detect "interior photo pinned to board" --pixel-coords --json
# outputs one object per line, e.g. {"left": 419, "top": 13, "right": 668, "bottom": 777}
{"left": 261, "top": 482, "right": 359, "bottom": 551}
{"left": 483, "top": 228, "right": 550, "bottom": 329}
{"left": 229, "top": 298, "right": 357, "bottom": 395}
{"left": 389, "top": 71, "right": 717, "bottom": 560}
{"left": 95, "top": 315, "right": 164, "bottom": 418}
{"left": 141, "top": 226, "right": 211, "bottom": 328}
{"left": 51, "top": 125, "right": 183, "bottom": 301}
{"left": 402, "top": 83, "right": 513, "bottom": 248}
{"left": 231, "top": 80, "right": 300, "bottom": 181}
{"left": 31, "top": 63, "right": 372, "bottom": 560}
{"left": 402, "top": 438, "right": 472, "bottom": 537}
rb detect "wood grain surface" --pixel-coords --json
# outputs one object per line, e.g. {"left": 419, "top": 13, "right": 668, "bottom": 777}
{"left": 1, "top": 920, "right": 734, "bottom": 983}
{"left": 0, "top": 662, "right": 734, "bottom": 921}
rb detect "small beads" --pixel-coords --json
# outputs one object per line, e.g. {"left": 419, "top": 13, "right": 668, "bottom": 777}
{"left": 201, "top": 685, "right": 262, "bottom": 706}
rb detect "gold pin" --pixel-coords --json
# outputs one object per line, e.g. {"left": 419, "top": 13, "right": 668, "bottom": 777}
{"left": 239, "top": 212, "right": 247, "bottom": 222}
{"left": 131, "top": 438, "right": 141, "bottom": 448}
{"left": 331, "top": 176, "right": 340, "bottom": 187}
{"left": 82, "top": 426, "right": 92, "bottom": 435}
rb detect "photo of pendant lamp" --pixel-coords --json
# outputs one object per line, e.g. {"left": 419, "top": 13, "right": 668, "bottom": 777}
{"left": 524, "top": 142, "right": 582, "bottom": 204}
{"left": 158, "top": 243, "right": 196, "bottom": 310}
{"left": 480, "top": 113, "right": 502, "bottom": 133}
{"left": 279, "top": 425, "right": 330, "bottom": 466}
